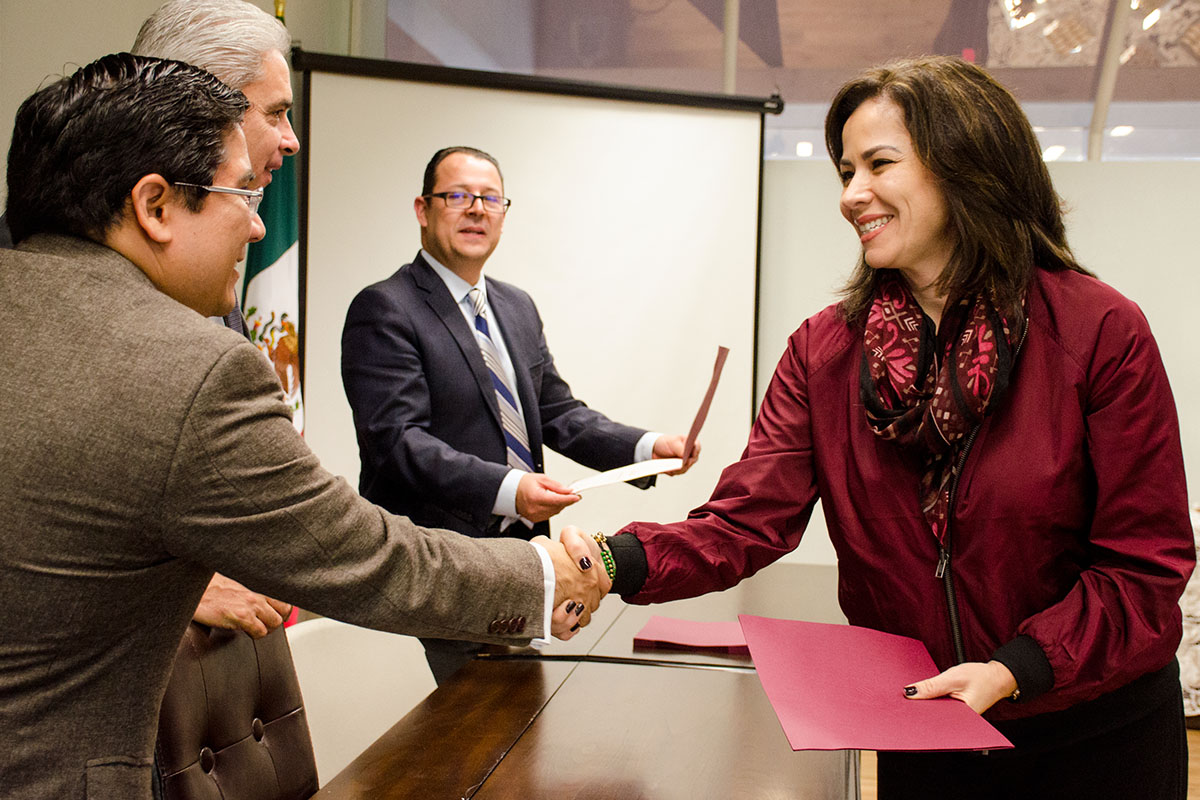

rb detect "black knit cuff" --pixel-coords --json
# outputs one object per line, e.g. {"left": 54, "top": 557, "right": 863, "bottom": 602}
{"left": 607, "top": 532, "right": 648, "bottom": 597}
{"left": 991, "top": 634, "right": 1055, "bottom": 703}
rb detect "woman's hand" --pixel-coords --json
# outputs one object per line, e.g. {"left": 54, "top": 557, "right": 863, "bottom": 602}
{"left": 903, "top": 660, "right": 1018, "bottom": 714}
{"left": 533, "top": 526, "right": 611, "bottom": 640}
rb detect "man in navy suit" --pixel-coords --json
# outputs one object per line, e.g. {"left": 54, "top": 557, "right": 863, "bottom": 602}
{"left": 342, "top": 146, "right": 697, "bottom": 682}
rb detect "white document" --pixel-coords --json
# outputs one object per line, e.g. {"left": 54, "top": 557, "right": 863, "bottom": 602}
{"left": 568, "top": 458, "right": 684, "bottom": 494}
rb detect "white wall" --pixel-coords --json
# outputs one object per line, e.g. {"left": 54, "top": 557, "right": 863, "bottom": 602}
{"left": 302, "top": 71, "right": 762, "bottom": 539}
{"left": 758, "top": 160, "right": 1200, "bottom": 565}
{"left": 0, "top": 0, "right": 163, "bottom": 207}
{"left": 0, "top": 0, "right": 372, "bottom": 207}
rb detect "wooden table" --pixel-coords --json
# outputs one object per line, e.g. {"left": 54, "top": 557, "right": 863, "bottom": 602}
{"left": 312, "top": 563, "right": 856, "bottom": 799}
{"left": 488, "top": 560, "right": 845, "bottom": 667}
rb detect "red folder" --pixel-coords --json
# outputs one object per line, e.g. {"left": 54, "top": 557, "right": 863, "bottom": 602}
{"left": 739, "top": 615, "right": 1013, "bottom": 752}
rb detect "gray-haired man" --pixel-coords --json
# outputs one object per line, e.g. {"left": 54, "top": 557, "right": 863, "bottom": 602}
{"left": 132, "top": 0, "right": 302, "bottom": 636}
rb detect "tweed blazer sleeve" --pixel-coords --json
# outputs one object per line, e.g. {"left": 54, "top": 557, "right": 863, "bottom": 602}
{"left": 158, "top": 340, "right": 545, "bottom": 644}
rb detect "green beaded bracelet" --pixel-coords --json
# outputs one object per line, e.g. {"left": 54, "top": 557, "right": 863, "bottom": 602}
{"left": 593, "top": 533, "right": 616, "bottom": 581}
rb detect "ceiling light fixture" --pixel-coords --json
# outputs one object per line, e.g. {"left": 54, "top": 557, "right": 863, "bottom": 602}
{"left": 1005, "top": 0, "right": 1038, "bottom": 27}
{"left": 1043, "top": 15, "right": 1093, "bottom": 56}
{"left": 1012, "top": 12, "right": 1039, "bottom": 29}
{"left": 1183, "top": 22, "right": 1200, "bottom": 60}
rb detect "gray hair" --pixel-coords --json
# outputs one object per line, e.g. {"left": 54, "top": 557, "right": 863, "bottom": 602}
{"left": 131, "top": 0, "right": 290, "bottom": 90}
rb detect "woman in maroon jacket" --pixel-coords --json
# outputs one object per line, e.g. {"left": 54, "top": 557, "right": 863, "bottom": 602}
{"left": 603, "top": 56, "right": 1193, "bottom": 799}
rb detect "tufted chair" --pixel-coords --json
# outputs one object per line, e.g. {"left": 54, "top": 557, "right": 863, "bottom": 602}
{"left": 154, "top": 622, "right": 319, "bottom": 800}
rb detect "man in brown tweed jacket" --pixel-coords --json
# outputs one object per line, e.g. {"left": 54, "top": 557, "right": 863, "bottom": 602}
{"left": 0, "top": 54, "right": 606, "bottom": 800}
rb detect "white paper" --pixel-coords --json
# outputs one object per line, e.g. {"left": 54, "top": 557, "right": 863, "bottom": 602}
{"left": 567, "top": 458, "right": 683, "bottom": 493}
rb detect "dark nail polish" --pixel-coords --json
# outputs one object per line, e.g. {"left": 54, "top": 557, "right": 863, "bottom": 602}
{"left": 904, "top": 686, "right": 917, "bottom": 697}
{"left": 570, "top": 623, "right": 581, "bottom": 632}
{"left": 565, "top": 601, "right": 576, "bottom": 614}
{"left": 579, "top": 556, "right": 592, "bottom": 570}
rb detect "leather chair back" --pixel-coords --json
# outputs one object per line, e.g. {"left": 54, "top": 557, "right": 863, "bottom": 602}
{"left": 155, "top": 622, "right": 318, "bottom": 800}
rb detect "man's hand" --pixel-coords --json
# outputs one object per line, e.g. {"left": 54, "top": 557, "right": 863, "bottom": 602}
{"left": 903, "top": 660, "right": 1018, "bottom": 714}
{"left": 533, "top": 526, "right": 610, "bottom": 639}
{"left": 192, "top": 573, "right": 293, "bottom": 639}
{"left": 652, "top": 434, "right": 701, "bottom": 475}
{"left": 516, "top": 472, "right": 580, "bottom": 522}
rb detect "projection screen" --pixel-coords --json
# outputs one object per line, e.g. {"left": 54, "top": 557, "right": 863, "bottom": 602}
{"left": 297, "top": 52, "right": 776, "bottom": 534}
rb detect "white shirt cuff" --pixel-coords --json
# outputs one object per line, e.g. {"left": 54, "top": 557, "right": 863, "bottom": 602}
{"left": 528, "top": 539, "right": 555, "bottom": 648}
{"left": 635, "top": 431, "right": 662, "bottom": 463}
{"left": 494, "top": 469, "right": 524, "bottom": 518}
{"left": 493, "top": 469, "right": 534, "bottom": 531}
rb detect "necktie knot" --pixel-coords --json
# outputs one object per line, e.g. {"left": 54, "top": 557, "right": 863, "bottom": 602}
{"left": 468, "top": 287, "right": 487, "bottom": 319}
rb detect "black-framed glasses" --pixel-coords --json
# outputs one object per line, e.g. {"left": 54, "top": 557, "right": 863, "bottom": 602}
{"left": 425, "top": 191, "right": 511, "bottom": 214}
{"left": 174, "top": 182, "right": 264, "bottom": 214}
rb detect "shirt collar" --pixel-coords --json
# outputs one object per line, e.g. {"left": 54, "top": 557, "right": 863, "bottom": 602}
{"left": 422, "top": 248, "right": 483, "bottom": 304}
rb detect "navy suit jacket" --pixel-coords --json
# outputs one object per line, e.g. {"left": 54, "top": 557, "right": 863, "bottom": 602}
{"left": 342, "top": 254, "right": 650, "bottom": 539}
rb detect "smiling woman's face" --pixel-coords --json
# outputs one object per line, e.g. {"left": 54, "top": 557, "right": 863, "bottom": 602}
{"left": 837, "top": 96, "right": 954, "bottom": 291}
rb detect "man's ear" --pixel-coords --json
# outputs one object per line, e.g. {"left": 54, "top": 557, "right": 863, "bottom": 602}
{"left": 413, "top": 195, "right": 429, "bottom": 227}
{"left": 130, "top": 174, "right": 175, "bottom": 244}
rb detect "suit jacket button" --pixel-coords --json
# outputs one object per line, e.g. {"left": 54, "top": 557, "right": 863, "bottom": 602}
{"left": 488, "top": 620, "right": 501, "bottom": 634}
{"left": 516, "top": 616, "right": 526, "bottom": 633}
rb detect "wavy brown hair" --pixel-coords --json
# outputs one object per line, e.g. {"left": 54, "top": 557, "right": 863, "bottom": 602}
{"left": 825, "top": 55, "right": 1089, "bottom": 324}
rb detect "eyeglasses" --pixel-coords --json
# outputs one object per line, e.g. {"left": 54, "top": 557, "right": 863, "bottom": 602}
{"left": 174, "top": 182, "right": 265, "bottom": 214}
{"left": 425, "top": 191, "right": 511, "bottom": 214}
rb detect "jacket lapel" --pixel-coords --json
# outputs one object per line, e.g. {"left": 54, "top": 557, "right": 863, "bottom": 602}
{"left": 410, "top": 255, "right": 503, "bottom": 430}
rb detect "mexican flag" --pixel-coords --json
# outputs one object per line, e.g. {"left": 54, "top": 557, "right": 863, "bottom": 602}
{"left": 242, "top": 143, "right": 304, "bottom": 434}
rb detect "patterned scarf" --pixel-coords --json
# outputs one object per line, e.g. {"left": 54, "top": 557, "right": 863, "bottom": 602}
{"left": 860, "top": 274, "right": 1022, "bottom": 544}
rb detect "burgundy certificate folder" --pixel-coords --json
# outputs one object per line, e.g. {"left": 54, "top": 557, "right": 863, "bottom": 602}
{"left": 739, "top": 615, "right": 1013, "bottom": 752}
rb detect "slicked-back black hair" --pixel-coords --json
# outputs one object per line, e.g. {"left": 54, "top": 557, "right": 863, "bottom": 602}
{"left": 6, "top": 52, "right": 248, "bottom": 244}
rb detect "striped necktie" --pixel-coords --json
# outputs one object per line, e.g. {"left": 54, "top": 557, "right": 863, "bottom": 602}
{"left": 469, "top": 287, "right": 536, "bottom": 472}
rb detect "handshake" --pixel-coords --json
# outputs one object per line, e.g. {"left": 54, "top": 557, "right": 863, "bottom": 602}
{"left": 532, "top": 525, "right": 614, "bottom": 640}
